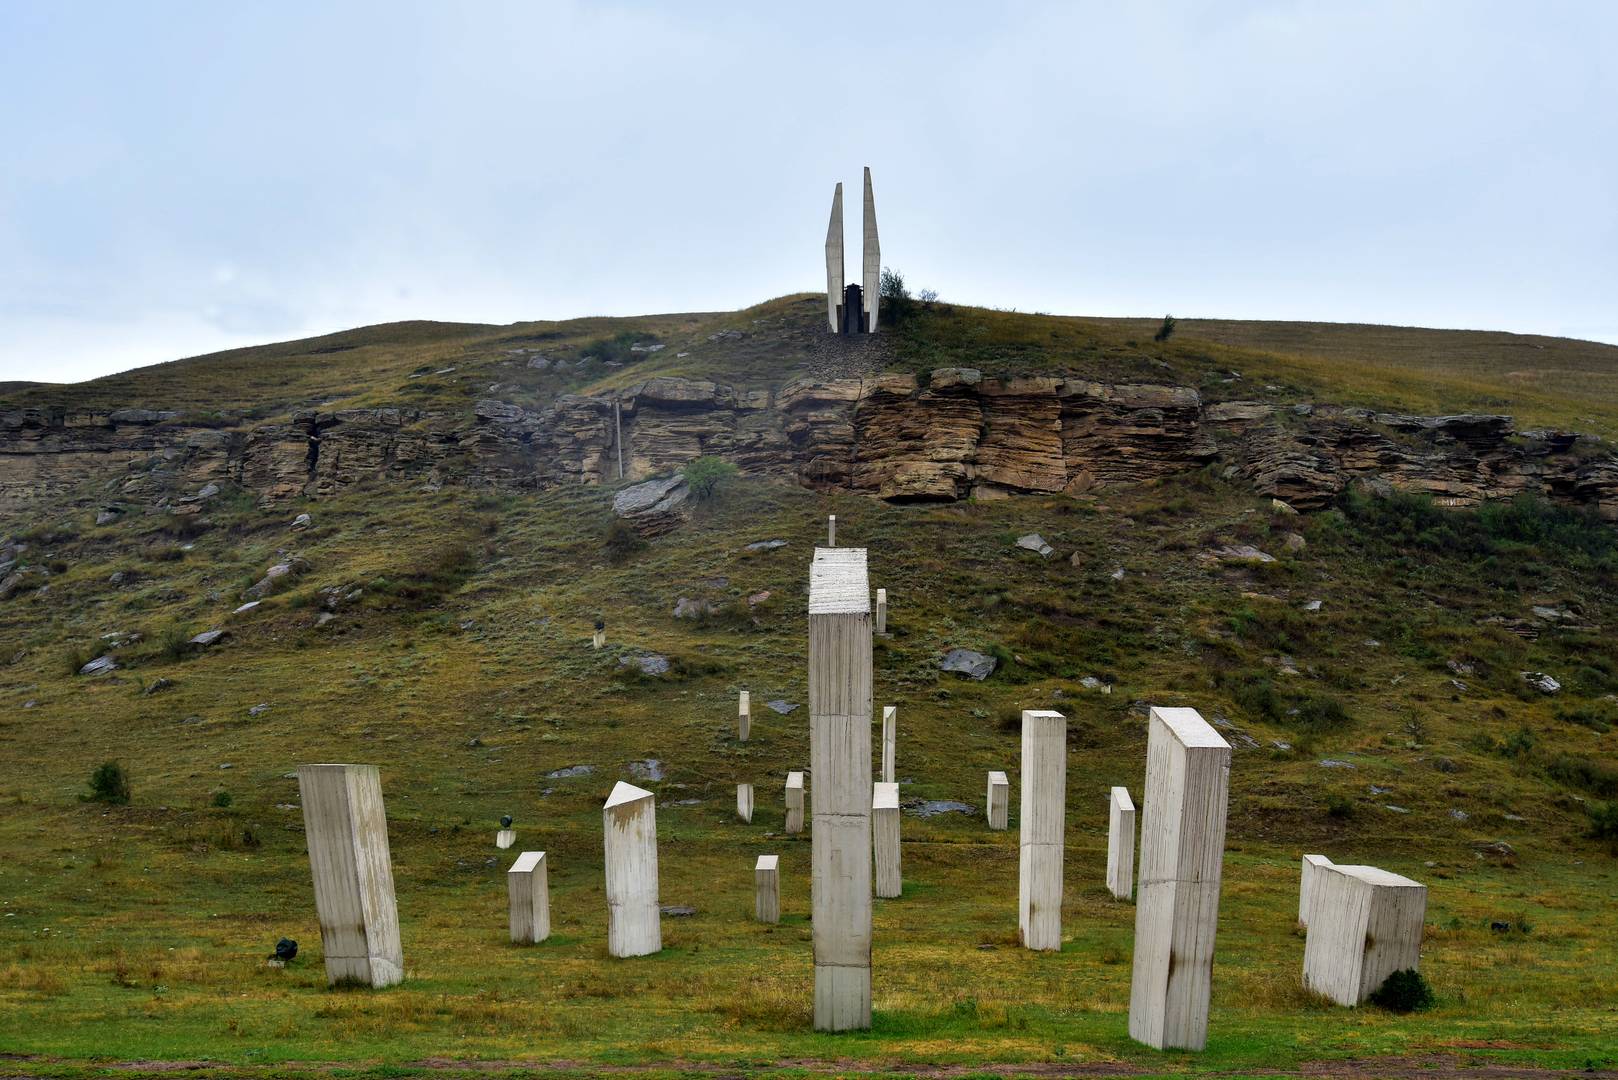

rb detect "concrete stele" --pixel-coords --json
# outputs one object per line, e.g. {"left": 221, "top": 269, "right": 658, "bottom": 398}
{"left": 1128, "top": 707, "right": 1232, "bottom": 1051}
{"left": 755, "top": 854, "right": 781, "bottom": 924}
{"left": 1107, "top": 787, "right": 1136, "bottom": 900}
{"left": 507, "top": 850, "right": 551, "bottom": 945}
{"left": 737, "top": 782, "right": 754, "bottom": 824}
{"left": 875, "top": 587, "right": 888, "bottom": 634}
{"left": 495, "top": 828, "right": 516, "bottom": 850}
{"left": 1299, "top": 853, "right": 1333, "bottom": 927}
{"left": 1302, "top": 863, "right": 1427, "bottom": 1006}
{"left": 827, "top": 514, "right": 836, "bottom": 546}
{"left": 296, "top": 763, "right": 403, "bottom": 988}
{"left": 824, "top": 183, "right": 844, "bottom": 332}
{"left": 1017, "top": 710, "right": 1067, "bottom": 951}
{"left": 880, "top": 705, "right": 897, "bottom": 784}
{"left": 862, "top": 167, "right": 881, "bottom": 332}
{"left": 738, "top": 689, "right": 751, "bottom": 742}
{"left": 986, "top": 770, "right": 1010, "bottom": 831}
{"left": 808, "top": 545, "right": 873, "bottom": 1031}
{"left": 785, "top": 771, "right": 805, "bottom": 834}
{"left": 872, "top": 781, "right": 901, "bottom": 898}
{"left": 603, "top": 780, "right": 661, "bottom": 958}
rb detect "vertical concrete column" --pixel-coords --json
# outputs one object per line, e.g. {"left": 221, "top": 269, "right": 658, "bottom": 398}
{"left": 824, "top": 183, "right": 844, "bottom": 332}
{"left": 1017, "top": 710, "right": 1067, "bottom": 951}
{"left": 507, "top": 851, "right": 550, "bottom": 944}
{"left": 737, "top": 782, "right": 754, "bottom": 823}
{"left": 1302, "top": 864, "right": 1426, "bottom": 1005}
{"left": 1299, "top": 854, "right": 1333, "bottom": 927}
{"left": 986, "top": 771, "right": 1009, "bottom": 830}
{"left": 738, "top": 690, "right": 751, "bottom": 742}
{"left": 755, "top": 854, "right": 781, "bottom": 924}
{"left": 296, "top": 763, "right": 403, "bottom": 988}
{"left": 784, "top": 771, "right": 805, "bottom": 834}
{"left": 808, "top": 546, "right": 873, "bottom": 1031}
{"left": 862, "top": 167, "right": 881, "bottom": 332}
{"left": 1128, "top": 706, "right": 1232, "bottom": 1051}
{"left": 872, "top": 781, "right": 901, "bottom": 898}
{"left": 827, "top": 514, "right": 836, "bottom": 546}
{"left": 875, "top": 588, "right": 888, "bottom": 634}
{"left": 603, "top": 780, "right": 661, "bottom": 958}
{"left": 880, "top": 705, "right": 897, "bottom": 784}
{"left": 1107, "top": 786, "right": 1136, "bottom": 900}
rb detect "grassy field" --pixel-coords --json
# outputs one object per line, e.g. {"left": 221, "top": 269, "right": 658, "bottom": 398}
{"left": 1, "top": 465, "right": 1616, "bottom": 1077}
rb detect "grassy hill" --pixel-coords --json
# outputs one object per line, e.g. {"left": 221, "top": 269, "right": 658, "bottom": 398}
{"left": 0, "top": 299, "right": 1616, "bottom": 1077}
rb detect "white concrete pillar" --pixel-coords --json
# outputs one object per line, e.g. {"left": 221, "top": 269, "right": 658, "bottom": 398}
{"left": 875, "top": 588, "right": 888, "bottom": 634}
{"left": 827, "top": 514, "right": 836, "bottom": 546}
{"left": 507, "top": 850, "right": 550, "bottom": 945}
{"left": 737, "top": 782, "right": 754, "bottom": 823}
{"left": 880, "top": 705, "right": 896, "bottom": 784}
{"left": 738, "top": 690, "right": 751, "bottom": 742}
{"left": 808, "top": 546, "right": 873, "bottom": 1031}
{"left": 1017, "top": 710, "right": 1067, "bottom": 951}
{"left": 862, "top": 167, "right": 881, "bottom": 332}
{"left": 603, "top": 780, "right": 661, "bottom": 958}
{"left": 986, "top": 770, "right": 1009, "bottom": 830}
{"left": 824, "top": 183, "right": 844, "bottom": 332}
{"left": 1128, "top": 706, "right": 1231, "bottom": 1051}
{"left": 1302, "top": 863, "right": 1426, "bottom": 1006}
{"left": 1107, "top": 786, "right": 1136, "bottom": 900}
{"left": 496, "top": 828, "right": 516, "bottom": 850}
{"left": 296, "top": 763, "right": 403, "bottom": 988}
{"left": 784, "top": 771, "right": 805, "bottom": 834}
{"left": 755, "top": 854, "right": 780, "bottom": 924}
{"left": 592, "top": 629, "right": 605, "bottom": 649}
{"left": 1299, "top": 854, "right": 1332, "bottom": 927}
{"left": 872, "top": 781, "right": 901, "bottom": 898}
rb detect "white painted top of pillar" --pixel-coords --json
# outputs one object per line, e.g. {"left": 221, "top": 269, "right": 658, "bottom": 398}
{"left": 1023, "top": 708, "right": 1065, "bottom": 724}
{"left": 872, "top": 781, "right": 899, "bottom": 810}
{"left": 1111, "top": 786, "right": 1135, "bottom": 812}
{"left": 1329, "top": 863, "right": 1423, "bottom": 889}
{"left": 756, "top": 854, "right": 779, "bottom": 871}
{"left": 882, "top": 705, "right": 895, "bottom": 722}
{"left": 1148, "top": 706, "right": 1231, "bottom": 749}
{"left": 509, "top": 850, "right": 545, "bottom": 873}
{"left": 605, "top": 780, "right": 654, "bottom": 810}
{"left": 809, "top": 548, "right": 870, "bottom": 614}
{"left": 988, "top": 770, "right": 1008, "bottom": 785}
{"left": 876, "top": 588, "right": 887, "bottom": 602}
{"left": 786, "top": 771, "right": 805, "bottom": 789}
{"left": 739, "top": 690, "right": 750, "bottom": 712}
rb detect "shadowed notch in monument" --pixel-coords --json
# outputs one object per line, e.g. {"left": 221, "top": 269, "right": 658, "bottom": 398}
{"left": 824, "top": 167, "right": 881, "bottom": 335}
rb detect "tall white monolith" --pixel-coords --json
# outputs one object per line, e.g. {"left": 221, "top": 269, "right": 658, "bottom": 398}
{"left": 1302, "top": 863, "right": 1426, "bottom": 1006}
{"left": 808, "top": 546, "right": 872, "bottom": 1031}
{"left": 508, "top": 850, "right": 550, "bottom": 944}
{"left": 872, "top": 781, "right": 901, "bottom": 898}
{"left": 755, "top": 854, "right": 781, "bottom": 923}
{"left": 737, "top": 782, "right": 754, "bottom": 823}
{"left": 603, "top": 781, "right": 661, "bottom": 958}
{"left": 296, "top": 763, "right": 403, "bottom": 988}
{"left": 880, "top": 705, "right": 896, "bottom": 784}
{"left": 785, "top": 771, "right": 805, "bottom": 834}
{"left": 986, "top": 770, "right": 1009, "bottom": 830}
{"left": 1107, "top": 786, "right": 1136, "bottom": 900}
{"left": 1128, "top": 706, "right": 1231, "bottom": 1051}
{"left": 1018, "top": 710, "right": 1067, "bottom": 951}
{"left": 827, "top": 514, "right": 836, "bottom": 546}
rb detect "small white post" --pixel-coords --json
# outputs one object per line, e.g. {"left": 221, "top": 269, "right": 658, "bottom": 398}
{"left": 785, "top": 771, "right": 805, "bottom": 834}
{"left": 737, "top": 782, "right": 754, "bottom": 823}
{"left": 880, "top": 705, "right": 897, "bottom": 784}
{"left": 1107, "top": 786, "right": 1136, "bottom": 900}
{"left": 755, "top": 854, "right": 780, "bottom": 923}
{"left": 592, "top": 629, "right": 605, "bottom": 649}
{"left": 875, "top": 587, "right": 888, "bottom": 634}
{"left": 507, "top": 851, "right": 550, "bottom": 944}
{"left": 738, "top": 689, "right": 751, "bottom": 742}
{"left": 297, "top": 763, "right": 403, "bottom": 988}
{"left": 496, "top": 828, "right": 516, "bottom": 850}
{"left": 827, "top": 514, "right": 836, "bottom": 546}
{"left": 1018, "top": 710, "right": 1067, "bottom": 951}
{"left": 986, "top": 770, "right": 1009, "bottom": 830}
{"left": 603, "top": 781, "right": 661, "bottom": 958}
{"left": 873, "top": 781, "right": 901, "bottom": 898}
{"left": 1299, "top": 854, "right": 1332, "bottom": 927}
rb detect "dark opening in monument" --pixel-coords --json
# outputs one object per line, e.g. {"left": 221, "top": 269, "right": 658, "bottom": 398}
{"left": 841, "top": 284, "right": 865, "bottom": 336}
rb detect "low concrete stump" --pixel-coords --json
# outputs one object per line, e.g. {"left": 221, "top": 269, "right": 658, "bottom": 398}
{"left": 1302, "top": 863, "right": 1427, "bottom": 1006}
{"left": 507, "top": 850, "right": 550, "bottom": 944}
{"left": 785, "top": 771, "right": 805, "bottom": 834}
{"left": 755, "top": 854, "right": 780, "bottom": 923}
{"left": 873, "top": 781, "right": 901, "bottom": 898}
{"left": 495, "top": 828, "right": 515, "bottom": 850}
{"left": 296, "top": 763, "right": 403, "bottom": 988}
{"left": 1107, "top": 786, "right": 1136, "bottom": 900}
{"left": 1299, "top": 853, "right": 1332, "bottom": 926}
{"left": 986, "top": 770, "right": 1009, "bottom": 831}
{"left": 603, "top": 781, "right": 661, "bottom": 958}
{"left": 737, "top": 782, "right": 754, "bottom": 823}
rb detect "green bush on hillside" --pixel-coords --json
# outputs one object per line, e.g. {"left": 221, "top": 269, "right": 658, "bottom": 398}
{"left": 86, "top": 761, "right": 131, "bottom": 805}
{"left": 682, "top": 456, "right": 737, "bottom": 501}
{"left": 1368, "top": 968, "right": 1434, "bottom": 1013}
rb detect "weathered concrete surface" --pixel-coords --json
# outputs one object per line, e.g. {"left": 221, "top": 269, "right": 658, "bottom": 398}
{"left": 1299, "top": 853, "right": 1332, "bottom": 927}
{"left": 825, "top": 183, "right": 844, "bottom": 333}
{"left": 507, "top": 850, "right": 550, "bottom": 945}
{"left": 785, "top": 771, "right": 805, "bottom": 834}
{"left": 1108, "top": 786, "right": 1136, "bottom": 901}
{"left": 603, "top": 781, "right": 661, "bottom": 958}
{"left": 1302, "top": 862, "right": 1427, "bottom": 1006}
{"left": 755, "top": 854, "right": 780, "bottom": 924}
{"left": 1018, "top": 710, "right": 1067, "bottom": 951}
{"left": 296, "top": 763, "right": 403, "bottom": 988}
{"left": 872, "top": 781, "right": 901, "bottom": 898}
{"left": 986, "top": 770, "right": 1010, "bottom": 831}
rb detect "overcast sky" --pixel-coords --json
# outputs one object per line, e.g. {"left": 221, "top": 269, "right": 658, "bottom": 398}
{"left": 2, "top": 1, "right": 1616, "bottom": 384}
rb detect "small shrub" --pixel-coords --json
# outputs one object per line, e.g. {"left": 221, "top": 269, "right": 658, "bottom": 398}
{"left": 682, "top": 456, "right": 738, "bottom": 501}
{"left": 87, "top": 761, "right": 131, "bottom": 805}
{"left": 1367, "top": 968, "right": 1434, "bottom": 1013}
{"left": 603, "top": 519, "right": 647, "bottom": 563}
{"left": 159, "top": 625, "right": 194, "bottom": 662}
{"left": 1502, "top": 727, "right": 1536, "bottom": 759}
{"left": 1153, "top": 314, "right": 1177, "bottom": 343}
{"left": 210, "top": 790, "right": 233, "bottom": 808}
{"left": 1326, "top": 793, "right": 1355, "bottom": 819}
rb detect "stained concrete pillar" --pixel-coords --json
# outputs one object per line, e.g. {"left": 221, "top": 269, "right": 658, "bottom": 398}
{"left": 1302, "top": 863, "right": 1426, "bottom": 1006}
{"left": 862, "top": 167, "right": 881, "bottom": 332}
{"left": 296, "top": 763, "right": 403, "bottom": 988}
{"left": 1107, "top": 786, "right": 1136, "bottom": 900}
{"left": 755, "top": 854, "right": 780, "bottom": 924}
{"left": 825, "top": 183, "right": 844, "bottom": 333}
{"left": 738, "top": 690, "right": 751, "bottom": 742}
{"left": 872, "top": 781, "right": 901, "bottom": 898}
{"left": 496, "top": 828, "right": 516, "bottom": 850}
{"left": 875, "top": 588, "right": 888, "bottom": 634}
{"left": 808, "top": 546, "right": 873, "bottom": 1031}
{"left": 592, "top": 629, "right": 605, "bottom": 649}
{"left": 507, "top": 850, "right": 550, "bottom": 945}
{"left": 737, "top": 782, "right": 754, "bottom": 823}
{"left": 785, "top": 771, "right": 805, "bottom": 834}
{"left": 827, "top": 514, "right": 836, "bottom": 546}
{"left": 1128, "top": 707, "right": 1232, "bottom": 1051}
{"left": 1017, "top": 710, "right": 1067, "bottom": 951}
{"left": 880, "top": 705, "right": 896, "bottom": 784}
{"left": 986, "top": 770, "right": 1009, "bottom": 831}
{"left": 603, "top": 780, "right": 661, "bottom": 958}
{"left": 1299, "top": 853, "right": 1332, "bottom": 927}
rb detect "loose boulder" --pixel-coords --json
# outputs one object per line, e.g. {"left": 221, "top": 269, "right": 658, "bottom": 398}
{"left": 939, "top": 648, "right": 997, "bottom": 680}
{"left": 612, "top": 475, "right": 689, "bottom": 538}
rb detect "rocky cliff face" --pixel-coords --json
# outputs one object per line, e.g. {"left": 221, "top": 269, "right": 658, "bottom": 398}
{"left": 3, "top": 370, "right": 1615, "bottom": 520}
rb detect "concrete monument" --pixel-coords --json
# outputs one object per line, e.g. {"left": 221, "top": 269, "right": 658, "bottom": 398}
{"left": 986, "top": 770, "right": 1009, "bottom": 831}
{"left": 507, "top": 850, "right": 550, "bottom": 945}
{"left": 1299, "top": 853, "right": 1332, "bottom": 927}
{"left": 603, "top": 780, "right": 661, "bottom": 958}
{"left": 737, "top": 782, "right": 754, "bottom": 823}
{"left": 296, "top": 763, "right": 403, "bottom": 988}
{"left": 1107, "top": 787, "right": 1136, "bottom": 900}
{"left": 824, "top": 167, "right": 880, "bottom": 334}
{"left": 880, "top": 705, "right": 897, "bottom": 785}
{"left": 785, "top": 771, "right": 805, "bottom": 834}
{"left": 738, "top": 689, "right": 751, "bottom": 742}
{"left": 872, "top": 781, "right": 901, "bottom": 898}
{"left": 755, "top": 854, "right": 780, "bottom": 924}
{"left": 875, "top": 587, "right": 888, "bottom": 635}
{"left": 1017, "top": 710, "right": 1067, "bottom": 951}
{"left": 827, "top": 514, "right": 836, "bottom": 546}
{"left": 1302, "top": 862, "right": 1427, "bottom": 1006}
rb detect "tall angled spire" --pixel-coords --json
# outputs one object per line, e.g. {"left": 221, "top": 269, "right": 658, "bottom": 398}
{"left": 862, "top": 167, "right": 880, "bottom": 333}
{"left": 825, "top": 183, "right": 844, "bottom": 333}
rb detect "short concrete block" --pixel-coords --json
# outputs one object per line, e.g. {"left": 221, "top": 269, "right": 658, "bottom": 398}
{"left": 755, "top": 854, "right": 780, "bottom": 923}
{"left": 1302, "top": 863, "right": 1426, "bottom": 1006}
{"left": 296, "top": 763, "right": 403, "bottom": 988}
{"left": 785, "top": 771, "right": 805, "bottom": 834}
{"left": 495, "top": 828, "right": 516, "bottom": 850}
{"left": 872, "top": 781, "right": 900, "bottom": 898}
{"left": 1107, "top": 786, "right": 1136, "bottom": 900}
{"left": 986, "top": 770, "right": 1009, "bottom": 831}
{"left": 507, "top": 851, "right": 550, "bottom": 944}
{"left": 737, "top": 782, "right": 754, "bottom": 823}
{"left": 603, "top": 780, "right": 661, "bottom": 958}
